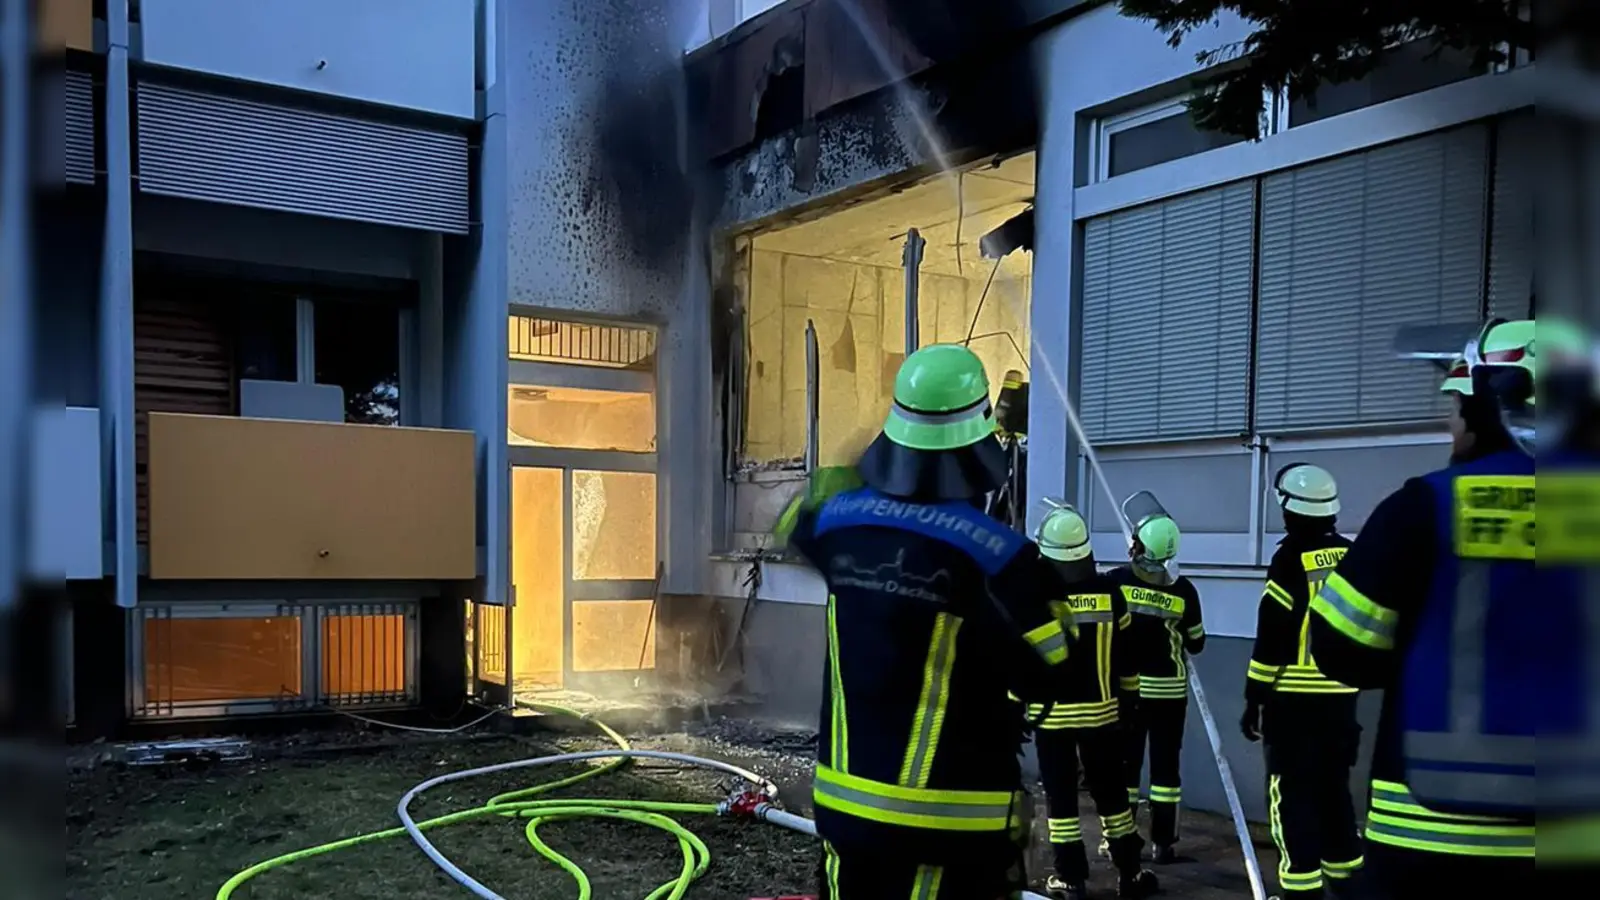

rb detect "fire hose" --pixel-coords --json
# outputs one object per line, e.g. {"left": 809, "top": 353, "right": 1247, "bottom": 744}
{"left": 214, "top": 702, "right": 815, "bottom": 900}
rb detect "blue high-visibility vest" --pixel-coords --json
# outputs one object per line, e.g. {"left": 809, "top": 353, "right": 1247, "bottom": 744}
{"left": 1404, "top": 450, "right": 1536, "bottom": 818}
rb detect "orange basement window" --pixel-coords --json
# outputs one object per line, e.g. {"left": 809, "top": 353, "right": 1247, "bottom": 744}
{"left": 143, "top": 616, "right": 302, "bottom": 705}
{"left": 322, "top": 614, "right": 407, "bottom": 698}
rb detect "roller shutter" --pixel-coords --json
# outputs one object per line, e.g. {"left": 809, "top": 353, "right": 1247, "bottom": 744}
{"left": 134, "top": 82, "right": 469, "bottom": 234}
{"left": 1487, "top": 113, "right": 1535, "bottom": 320}
{"left": 1078, "top": 181, "right": 1256, "bottom": 444}
{"left": 134, "top": 294, "right": 234, "bottom": 542}
{"left": 1254, "top": 126, "right": 1489, "bottom": 433}
{"left": 65, "top": 71, "right": 95, "bottom": 185}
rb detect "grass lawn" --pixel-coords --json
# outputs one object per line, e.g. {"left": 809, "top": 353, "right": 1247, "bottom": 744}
{"left": 66, "top": 734, "right": 818, "bottom": 900}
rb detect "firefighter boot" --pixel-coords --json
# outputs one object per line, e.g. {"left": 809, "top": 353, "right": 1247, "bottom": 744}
{"left": 1044, "top": 875, "right": 1088, "bottom": 900}
{"left": 1118, "top": 869, "right": 1160, "bottom": 898}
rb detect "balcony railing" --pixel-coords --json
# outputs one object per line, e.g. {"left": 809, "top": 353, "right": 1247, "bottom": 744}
{"left": 145, "top": 412, "right": 476, "bottom": 580}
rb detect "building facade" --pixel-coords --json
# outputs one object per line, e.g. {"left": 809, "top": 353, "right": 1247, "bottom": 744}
{"left": 697, "top": 0, "right": 1547, "bottom": 823}
{"left": 42, "top": 0, "right": 1565, "bottom": 827}
{"left": 44, "top": 0, "right": 716, "bottom": 737}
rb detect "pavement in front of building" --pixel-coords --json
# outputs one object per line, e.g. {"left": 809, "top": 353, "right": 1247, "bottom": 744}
{"left": 1027, "top": 786, "right": 1280, "bottom": 899}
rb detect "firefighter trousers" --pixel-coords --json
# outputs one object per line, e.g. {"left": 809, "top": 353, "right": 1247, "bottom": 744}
{"left": 1123, "top": 696, "right": 1186, "bottom": 847}
{"left": 1263, "top": 694, "right": 1364, "bottom": 896}
{"left": 1037, "top": 724, "right": 1144, "bottom": 882}
{"left": 818, "top": 841, "right": 1020, "bottom": 900}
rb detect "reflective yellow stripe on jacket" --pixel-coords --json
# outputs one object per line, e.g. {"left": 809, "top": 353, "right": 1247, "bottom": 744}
{"left": 1023, "top": 618, "right": 1070, "bottom": 666}
{"left": 1365, "top": 779, "right": 1533, "bottom": 858}
{"left": 813, "top": 764, "right": 1019, "bottom": 832}
{"left": 899, "top": 612, "right": 961, "bottom": 786}
{"left": 1312, "top": 572, "right": 1399, "bottom": 651}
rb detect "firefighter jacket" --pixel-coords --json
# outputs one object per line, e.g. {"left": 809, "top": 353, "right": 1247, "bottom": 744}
{"left": 1107, "top": 565, "right": 1205, "bottom": 700}
{"left": 1538, "top": 446, "right": 1600, "bottom": 861}
{"left": 789, "top": 487, "right": 1079, "bottom": 862}
{"left": 1309, "top": 447, "right": 1535, "bottom": 860}
{"left": 1245, "top": 531, "right": 1357, "bottom": 702}
{"left": 1020, "top": 573, "right": 1139, "bottom": 730}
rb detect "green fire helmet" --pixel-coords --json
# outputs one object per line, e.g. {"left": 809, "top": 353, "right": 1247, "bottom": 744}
{"left": 1441, "top": 354, "right": 1474, "bottom": 396}
{"left": 1036, "top": 502, "right": 1092, "bottom": 563}
{"left": 857, "top": 344, "right": 1008, "bottom": 501}
{"left": 1458, "top": 318, "right": 1538, "bottom": 451}
{"left": 1273, "top": 463, "right": 1340, "bottom": 518}
{"left": 1122, "top": 490, "right": 1180, "bottom": 586}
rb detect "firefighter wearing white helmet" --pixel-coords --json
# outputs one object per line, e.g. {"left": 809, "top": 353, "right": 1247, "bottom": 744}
{"left": 1107, "top": 492, "right": 1205, "bottom": 862}
{"left": 1308, "top": 318, "right": 1536, "bottom": 898}
{"left": 1029, "top": 503, "right": 1159, "bottom": 899}
{"left": 1241, "top": 463, "right": 1363, "bottom": 899}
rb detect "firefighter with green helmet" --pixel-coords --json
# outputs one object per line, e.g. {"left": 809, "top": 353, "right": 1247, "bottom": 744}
{"left": 1108, "top": 494, "right": 1205, "bottom": 862}
{"left": 1241, "top": 463, "right": 1364, "bottom": 898}
{"left": 776, "top": 343, "right": 1079, "bottom": 899}
{"left": 1308, "top": 318, "right": 1537, "bottom": 898}
{"left": 1030, "top": 502, "right": 1160, "bottom": 899}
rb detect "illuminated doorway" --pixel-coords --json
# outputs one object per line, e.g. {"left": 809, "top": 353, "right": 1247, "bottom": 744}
{"left": 496, "top": 317, "right": 660, "bottom": 701}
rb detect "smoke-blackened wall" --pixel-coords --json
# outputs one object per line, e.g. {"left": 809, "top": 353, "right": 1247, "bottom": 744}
{"left": 498, "top": 0, "right": 718, "bottom": 596}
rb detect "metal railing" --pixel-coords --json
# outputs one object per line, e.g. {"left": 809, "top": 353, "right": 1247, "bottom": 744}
{"left": 509, "top": 315, "right": 657, "bottom": 369}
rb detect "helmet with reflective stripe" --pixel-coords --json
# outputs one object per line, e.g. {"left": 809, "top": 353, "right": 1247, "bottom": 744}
{"left": 1274, "top": 463, "right": 1340, "bottom": 518}
{"left": 1451, "top": 318, "right": 1536, "bottom": 402}
{"left": 1036, "top": 503, "right": 1091, "bottom": 562}
{"left": 1440, "top": 355, "right": 1474, "bottom": 396}
{"left": 857, "top": 344, "right": 1009, "bottom": 501}
{"left": 882, "top": 344, "right": 996, "bottom": 450}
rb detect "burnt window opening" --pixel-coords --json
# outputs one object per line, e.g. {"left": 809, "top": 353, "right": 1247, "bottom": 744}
{"left": 752, "top": 38, "right": 805, "bottom": 143}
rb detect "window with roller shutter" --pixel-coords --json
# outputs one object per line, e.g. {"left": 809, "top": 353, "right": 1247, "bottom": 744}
{"left": 1487, "top": 113, "right": 1535, "bottom": 321}
{"left": 1078, "top": 181, "right": 1256, "bottom": 444}
{"left": 1253, "top": 125, "right": 1490, "bottom": 434}
{"left": 133, "top": 82, "right": 469, "bottom": 234}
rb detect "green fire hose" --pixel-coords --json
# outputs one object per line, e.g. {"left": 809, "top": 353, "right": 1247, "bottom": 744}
{"left": 215, "top": 704, "right": 722, "bottom": 900}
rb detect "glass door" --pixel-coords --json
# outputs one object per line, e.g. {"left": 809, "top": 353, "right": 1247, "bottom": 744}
{"left": 567, "top": 469, "right": 659, "bottom": 694}
{"left": 505, "top": 359, "right": 658, "bottom": 703}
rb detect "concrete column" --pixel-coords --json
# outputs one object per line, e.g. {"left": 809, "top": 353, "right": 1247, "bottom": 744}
{"left": 102, "top": 0, "right": 138, "bottom": 607}
{"left": 0, "top": 0, "right": 31, "bottom": 607}
{"left": 418, "top": 233, "right": 446, "bottom": 427}
{"left": 1026, "top": 64, "right": 1078, "bottom": 536}
{"left": 447, "top": 0, "right": 510, "bottom": 606}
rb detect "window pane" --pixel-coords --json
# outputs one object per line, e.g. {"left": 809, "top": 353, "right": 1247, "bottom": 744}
{"left": 571, "top": 599, "right": 656, "bottom": 672}
{"left": 1108, "top": 112, "right": 1249, "bottom": 178}
{"left": 507, "top": 385, "right": 656, "bottom": 452}
{"left": 314, "top": 298, "right": 400, "bottom": 426}
{"left": 512, "top": 467, "right": 565, "bottom": 688}
{"left": 1289, "top": 41, "right": 1485, "bottom": 128}
{"left": 321, "top": 614, "right": 407, "bottom": 699}
{"left": 571, "top": 470, "right": 657, "bottom": 580}
{"left": 234, "top": 295, "right": 297, "bottom": 382}
{"left": 143, "top": 616, "right": 302, "bottom": 704}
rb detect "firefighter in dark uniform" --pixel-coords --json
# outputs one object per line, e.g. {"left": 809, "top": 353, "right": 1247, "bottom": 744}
{"left": 1239, "top": 463, "right": 1364, "bottom": 897}
{"left": 1029, "top": 503, "right": 1159, "bottom": 900}
{"left": 1308, "top": 318, "right": 1536, "bottom": 898}
{"left": 1109, "top": 497, "right": 1204, "bottom": 863}
{"left": 1538, "top": 316, "right": 1600, "bottom": 870}
{"left": 777, "top": 343, "right": 1080, "bottom": 900}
